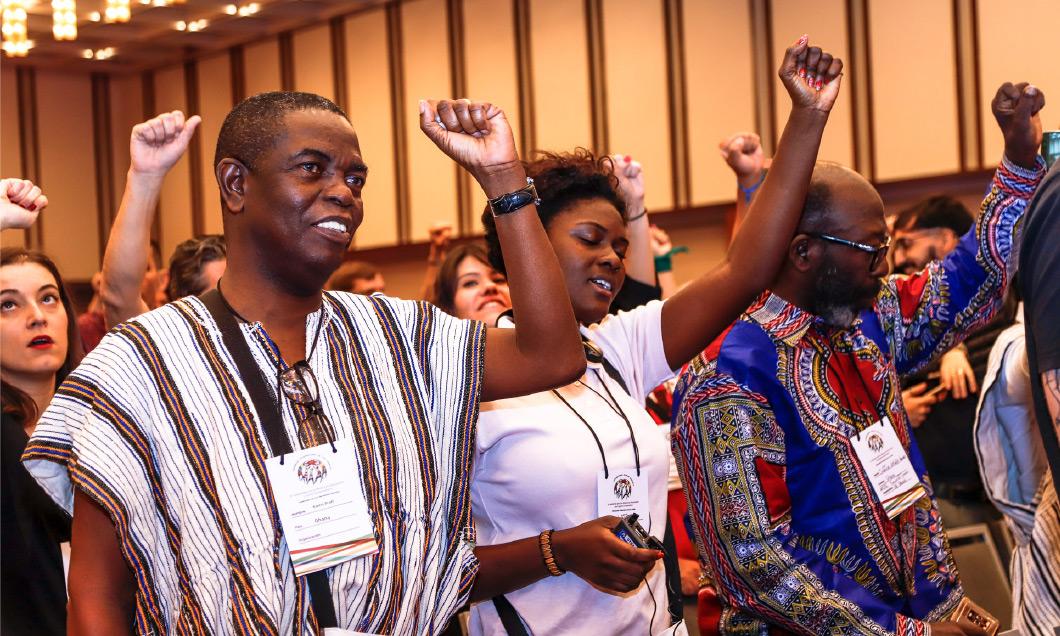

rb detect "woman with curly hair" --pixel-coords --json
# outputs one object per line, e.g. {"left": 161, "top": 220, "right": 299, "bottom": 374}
{"left": 466, "top": 38, "right": 842, "bottom": 634}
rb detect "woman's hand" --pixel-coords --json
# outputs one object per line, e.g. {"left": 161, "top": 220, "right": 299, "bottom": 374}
{"left": 0, "top": 178, "right": 47, "bottom": 230}
{"left": 939, "top": 347, "right": 977, "bottom": 400}
{"left": 419, "top": 98, "right": 524, "bottom": 197}
{"left": 778, "top": 35, "right": 843, "bottom": 113}
{"left": 611, "top": 154, "right": 645, "bottom": 215}
{"left": 719, "top": 133, "right": 770, "bottom": 187}
{"left": 552, "top": 516, "right": 662, "bottom": 593}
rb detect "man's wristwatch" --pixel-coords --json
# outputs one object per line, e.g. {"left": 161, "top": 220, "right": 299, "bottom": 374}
{"left": 488, "top": 177, "right": 540, "bottom": 216}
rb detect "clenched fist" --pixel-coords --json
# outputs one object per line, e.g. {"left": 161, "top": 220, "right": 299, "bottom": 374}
{"left": 992, "top": 82, "right": 1045, "bottom": 170}
{"left": 778, "top": 35, "right": 843, "bottom": 113}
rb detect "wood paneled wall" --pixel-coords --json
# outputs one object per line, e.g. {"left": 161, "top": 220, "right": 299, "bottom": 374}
{"left": 3, "top": 0, "right": 1058, "bottom": 287}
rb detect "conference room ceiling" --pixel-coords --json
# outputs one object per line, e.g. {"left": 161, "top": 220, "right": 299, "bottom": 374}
{"left": 5, "top": 0, "right": 385, "bottom": 72}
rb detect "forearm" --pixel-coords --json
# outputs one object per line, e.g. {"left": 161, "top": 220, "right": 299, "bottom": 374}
{"left": 421, "top": 261, "right": 440, "bottom": 301}
{"left": 101, "top": 170, "right": 164, "bottom": 328}
{"left": 657, "top": 271, "right": 677, "bottom": 300}
{"left": 483, "top": 169, "right": 584, "bottom": 386}
{"left": 623, "top": 208, "right": 654, "bottom": 283}
{"left": 728, "top": 172, "right": 760, "bottom": 245}
{"left": 469, "top": 537, "right": 550, "bottom": 602}
{"left": 69, "top": 488, "right": 135, "bottom": 636}
{"left": 725, "top": 107, "right": 826, "bottom": 290}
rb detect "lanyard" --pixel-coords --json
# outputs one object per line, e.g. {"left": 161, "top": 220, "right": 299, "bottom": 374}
{"left": 551, "top": 368, "right": 641, "bottom": 478}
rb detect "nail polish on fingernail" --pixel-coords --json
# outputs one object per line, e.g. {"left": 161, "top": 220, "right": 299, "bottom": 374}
{"left": 624, "top": 155, "right": 632, "bottom": 163}
{"left": 27, "top": 204, "right": 36, "bottom": 211}
{"left": 816, "top": 79, "right": 823, "bottom": 90}
{"left": 798, "top": 68, "right": 806, "bottom": 78}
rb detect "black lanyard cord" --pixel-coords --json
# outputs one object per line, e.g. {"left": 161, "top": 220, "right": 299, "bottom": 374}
{"left": 585, "top": 369, "right": 641, "bottom": 476}
{"left": 550, "top": 371, "right": 642, "bottom": 478}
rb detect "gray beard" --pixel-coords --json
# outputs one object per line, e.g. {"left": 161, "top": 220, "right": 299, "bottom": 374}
{"left": 814, "top": 264, "right": 861, "bottom": 328}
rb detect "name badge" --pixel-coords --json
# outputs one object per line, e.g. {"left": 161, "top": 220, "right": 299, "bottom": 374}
{"left": 597, "top": 468, "right": 650, "bottom": 522}
{"left": 265, "top": 437, "right": 379, "bottom": 576}
{"left": 850, "top": 418, "right": 926, "bottom": 518}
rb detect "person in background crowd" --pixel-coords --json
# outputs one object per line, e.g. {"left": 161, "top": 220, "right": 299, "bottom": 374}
{"left": 421, "top": 221, "right": 454, "bottom": 299}
{"left": 973, "top": 287, "right": 1060, "bottom": 635}
{"left": 325, "top": 259, "right": 385, "bottom": 294}
{"left": 77, "top": 271, "right": 107, "bottom": 352}
{"left": 163, "top": 234, "right": 227, "bottom": 300}
{"left": 466, "top": 37, "right": 841, "bottom": 635}
{"left": 672, "top": 81, "right": 1046, "bottom": 635}
{"left": 99, "top": 110, "right": 202, "bottom": 330}
{"left": 1014, "top": 152, "right": 1060, "bottom": 632}
{"left": 23, "top": 90, "right": 586, "bottom": 634}
{"left": 894, "top": 196, "right": 1015, "bottom": 540}
{"left": 1, "top": 244, "right": 82, "bottom": 636}
{"left": 431, "top": 242, "right": 511, "bottom": 326}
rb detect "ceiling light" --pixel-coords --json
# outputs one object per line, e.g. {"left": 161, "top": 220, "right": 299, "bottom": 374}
{"left": 88, "top": 9, "right": 98, "bottom": 20}
{"left": 1, "top": 0, "right": 31, "bottom": 57}
{"left": 104, "top": 0, "right": 129, "bottom": 22}
{"left": 224, "top": 4, "right": 236, "bottom": 14}
{"left": 51, "top": 0, "right": 77, "bottom": 41}
{"left": 237, "top": 2, "right": 259, "bottom": 16}
{"left": 175, "top": 18, "right": 205, "bottom": 31}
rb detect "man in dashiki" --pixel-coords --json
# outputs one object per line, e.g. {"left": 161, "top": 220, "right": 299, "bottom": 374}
{"left": 671, "top": 82, "right": 1047, "bottom": 635}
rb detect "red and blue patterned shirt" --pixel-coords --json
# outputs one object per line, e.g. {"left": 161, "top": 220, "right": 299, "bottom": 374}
{"left": 672, "top": 157, "right": 1045, "bottom": 635}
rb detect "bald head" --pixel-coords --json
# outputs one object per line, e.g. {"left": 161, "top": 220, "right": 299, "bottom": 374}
{"left": 798, "top": 162, "right": 883, "bottom": 236}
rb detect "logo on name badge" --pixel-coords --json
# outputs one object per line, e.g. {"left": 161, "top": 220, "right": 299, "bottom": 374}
{"left": 613, "top": 474, "right": 634, "bottom": 500}
{"left": 867, "top": 432, "right": 885, "bottom": 452}
{"left": 296, "top": 455, "right": 329, "bottom": 485}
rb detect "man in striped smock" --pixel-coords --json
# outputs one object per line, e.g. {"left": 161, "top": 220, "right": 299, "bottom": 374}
{"left": 23, "top": 93, "right": 585, "bottom": 634}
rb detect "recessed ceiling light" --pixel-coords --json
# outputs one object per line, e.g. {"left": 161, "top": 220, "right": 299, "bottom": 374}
{"left": 224, "top": 4, "right": 237, "bottom": 15}
{"left": 88, "top": 10, "right": 100, "bottom": 21}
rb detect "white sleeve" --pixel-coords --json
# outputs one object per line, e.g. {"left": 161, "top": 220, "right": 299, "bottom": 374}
{"left": 584, "top": 300, "right": 675, "bottom": 402}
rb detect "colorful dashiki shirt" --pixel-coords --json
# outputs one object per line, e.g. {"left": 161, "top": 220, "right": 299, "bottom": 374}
{"left": 671, "top": 157, "right": 1044, "bottom": 635}
{"left": 23, "top": 291, "right": 485, "bottom": 635}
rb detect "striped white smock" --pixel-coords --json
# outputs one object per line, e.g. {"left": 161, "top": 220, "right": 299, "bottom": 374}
{"left": 23, "top": 291, "right": 486, "bottom": 635}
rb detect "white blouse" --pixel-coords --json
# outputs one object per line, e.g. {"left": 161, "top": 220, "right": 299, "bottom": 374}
{"left": 469, "top": 300, "right": 677, "bottom": 635}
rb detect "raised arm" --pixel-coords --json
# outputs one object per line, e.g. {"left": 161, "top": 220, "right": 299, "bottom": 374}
{"left": 719, "top": 133, "right": 770, "bottom": 243}
{"left": 886, "top": 83, "right": 1045, "bottom": 375}
{"left": 660, "top": 36, "right": 840, "bottom": 369}
{"left": 420, "top": 221, "right": 452, "bottom": 300}
{"left": 101, "top": 111, "right": 200, "bottom": 328}
{"left": 419, "top": 99, "right": 584, "bottom": 401}
{"left": 611, "top": 154, "right": 654, "bottom": 284}
{"left": 0, "top": 178, "right": 48, "bottom": 230}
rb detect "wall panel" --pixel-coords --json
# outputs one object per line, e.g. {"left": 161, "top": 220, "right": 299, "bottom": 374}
{"left": 153, "top": 66, "right": 194, "bottom": 262}
{"left": 463, "top": 0, "right": 521, "bottom": 221}
{"left": 196, "top": 53, "right": 232, "bottom": 235}
{"left": 293, "top": 24, "right": 335, "bottom": 102}
{"left": 602, "top": 0, "right": 673, "bottom": 210}
{"left": 36, "top": 71, "right": 99, "bottom": 278}
{"left": 344, "top": 9, "right": 399, "bottom": 248}
{"left": 401, "top": 0, "right": 458, "bottom": 242}
{"left": 244, "top": 37, "right": 282, "bottom": 98}
{"left": 771, "top": 0, "right": 855, "bottom": 170}
{"left": 868, "top": 0, "right": 959, "bottom": 181}
{"left": 976, "top": 0, "right": 1060, "bottom": 167}
{"left": 1, "top": 66, "right": 26, "bottom": 248}
{"left": 107, "top": 73, "right": 143, "bottom": 223}
{"left": 529, "top": 0, "right": 593, "bottom": 154}
{"left": 683, "top": 0, "right": 756, "bottom": 205}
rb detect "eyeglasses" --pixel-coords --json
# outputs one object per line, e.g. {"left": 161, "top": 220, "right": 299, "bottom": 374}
{"left": 278, "top": 360, "right": 335, "bottom": 447}
{"left": 808, "top": 232, "right": 892, "bottom": 271}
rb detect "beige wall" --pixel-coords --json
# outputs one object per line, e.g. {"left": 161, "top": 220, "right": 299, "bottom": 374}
{"left": 3, "top": 0, "right": 1058, "bottom": 292}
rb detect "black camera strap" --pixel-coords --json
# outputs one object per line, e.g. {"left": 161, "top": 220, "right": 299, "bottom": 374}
{"left": 492, "top": 595, "right": 531, "bottom": 636}
{"left": 200, "top": 289, "right": 339, "bottom": 629}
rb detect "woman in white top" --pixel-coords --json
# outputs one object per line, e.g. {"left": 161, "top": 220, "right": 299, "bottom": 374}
{"left": 465, "top": 38, "right": 845, "bottom": 634}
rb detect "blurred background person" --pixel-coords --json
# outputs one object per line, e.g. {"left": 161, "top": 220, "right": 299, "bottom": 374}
{"left": 326, "top": 259, "right": 385, "bottom": 294}
{"left": 431, "top": 242, "right": 511, "bottom": 325}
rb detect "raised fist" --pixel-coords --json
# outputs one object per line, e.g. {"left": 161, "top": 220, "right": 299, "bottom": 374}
{"left": 992, "top": 82, "right": 1045, "bottom": 169}
{"left": 0, "top": 178, "right": 47, "bottom": 230}
{"left": 428, "top": 222, "right": 453, "bottom": 251}
{"left": 650, "top": 225, "right": 672, "bottom": 258}
{"left": 778, "top": 35, "right": 843, "bottom": 113}
{"left": 130, "top": 110, "right": 201, "bottom": 178}
{"left": 611, "top": 154, "right": 645, "bottom": 211}
{"left": 419, "top": 99, "right": 520, "bottom": 195}
{"left": 718, "top": 133, "right": 770, "bottom": 182}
